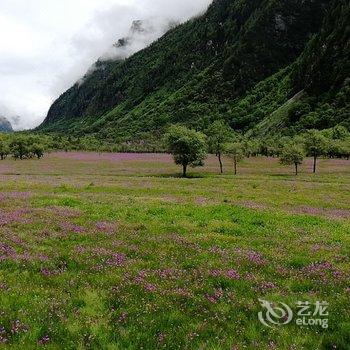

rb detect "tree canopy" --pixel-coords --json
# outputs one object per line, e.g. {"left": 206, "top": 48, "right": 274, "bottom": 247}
{"left": 164, "top": 125, "right": 207, "bottom": 177}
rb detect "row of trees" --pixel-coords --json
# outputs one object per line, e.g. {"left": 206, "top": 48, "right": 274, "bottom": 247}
{"left": 0, "top": 124, "right": 349, "bottom": 176}
{"left": 164, "top": 123, "right": 350, "bottom": 177}
{"left": 0, "top": 135, "right": 46, "bottom": 160}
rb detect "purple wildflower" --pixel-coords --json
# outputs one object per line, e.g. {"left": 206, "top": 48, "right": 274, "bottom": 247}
{"left": 144, "top": 283, "right": 157, "bottom": 292}
{"left": 40, "top": 268, "right": 53, "bottom": 277}
{"left": 209, "top": 246, "right": 227, "bottom": 256}
{"left": 118, "top": 312, "right": 128, "bottom": 323}
{"left": 226, "top": 269, "right": 240, "bottom": 280}
{"left": 209, "top": 269, "right": 222, "bottom": 277}
{"left": 205, "top": 288, "right": 223, "bottom": 304}
{"left": 258, "top": 281, "right": 277, "bottom": 292}
{"left": 95, "top": 222, "right": 116, "bottom": 234}
{"left": 106, "top": 253, "right": 126, "bottom": 267}
{"left": 60, "top": 222, "right": 85, "bottom": 234}
{"left": 247, "top": 250, "right": 266, "bottom": 265}
{"left": 173, "top": 288, "right": 191, "bottom": 297}
{"left": 157, "top": 268, "right": 176, "bottom": 279}
{"left": 158, "top": 333, "right": 166, "bottom": 344}
{"left": 0, "top": 326, "right": 7, "bottom": 344}
{"left": 38, "top": 335, "right": 50, "bottom": 345}
{"left": 11, "top": 320, "right": 28, "bottom": 334}
{"left": 134, "top": 270, "right": 147, "bottom": 284}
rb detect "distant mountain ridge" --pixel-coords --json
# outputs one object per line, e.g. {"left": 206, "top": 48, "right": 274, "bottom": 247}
{"left": 0, "top": 116, "right": 13, "bottom": 132}
{"left": 39, "top": 0, "right": 349, "bottom": 141}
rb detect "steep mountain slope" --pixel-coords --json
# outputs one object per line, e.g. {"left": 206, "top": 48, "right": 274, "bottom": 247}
{"left": 0, "top": 116, "right": 13, "bottom": 132}
{"left": 39, "top": 0, "right": 348, "bottom": 141}
{"left": 233, "top": 0, "right": 349, "bottom": 137}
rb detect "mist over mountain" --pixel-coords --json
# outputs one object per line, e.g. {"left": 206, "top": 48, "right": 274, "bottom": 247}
{"left": 103, "top": 18, "right": 179, "bottom": 61}
{"left": 0, "top": 0, "right": 211, "bottom": 130}
{"left": 39, "top": 0, "right": 349, "bottom": 141}
{"left": 77, "top": 18, "right": 179, "bottom": 88}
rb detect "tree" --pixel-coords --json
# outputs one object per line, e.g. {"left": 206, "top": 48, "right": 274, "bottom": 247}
{"left": 164, "top": 125, "right": 207, "bottom": 177}
{"left": 30, "top": 143, "right": 45, "bottom": 159}
{"left": 10, "top": 137, "right": 30, "bottom": 160}
{"left": 303, "top": 130, "right": 328, "bottom": 173}
{"left": 280, "top": 143, "right": 305, "bottom": 175}
{"left": 225, "top": 142, "right": 245, "bottom": 175}
{"left": 259, "top": 137, "right": 280, "bottom": 157}
{"left": 206, "top": 121, "right": 232, "bottom": 173}
{"left": 330, "top": 125, "right": 350, "bottom": 140}
{"left": 0, "top": 139, "right": 10, "bottom": 160}
{"left": 242, "top": 138, "right": 259, "bottom": 158}
{"left": 328, "top": 139, "right": 350, "bottom": 159}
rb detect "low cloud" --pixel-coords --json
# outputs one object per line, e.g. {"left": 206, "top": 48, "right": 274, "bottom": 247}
{"left": 0, "top": 0, "right": 211, "bottom": 130}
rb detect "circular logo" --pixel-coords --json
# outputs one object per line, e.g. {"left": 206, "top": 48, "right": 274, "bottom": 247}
{"left": 258, "top": 299, "right": 293, "bottom": 328}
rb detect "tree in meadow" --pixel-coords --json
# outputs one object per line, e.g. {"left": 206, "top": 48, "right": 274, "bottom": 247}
{"left": 303, "top": 130, "right": 328, "bottom": 173}
{"left": 206, "top": 120, "right": 232, "bottom": 173}
{"left": 225, "top": 142, "right": 245, "bottom": 175}
{"left": 164, "top": 125, "right": 207, "bottom": 177}
{"left": 280, "top": 143, "right": 305, "bottom": 175}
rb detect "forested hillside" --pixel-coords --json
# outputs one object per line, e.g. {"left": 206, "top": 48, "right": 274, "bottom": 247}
{"left": 39, "top": 0, "right": 349, "bottom": 143}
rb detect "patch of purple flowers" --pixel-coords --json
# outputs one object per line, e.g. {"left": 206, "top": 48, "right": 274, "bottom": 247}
{"left": 95, "top": 221, "right": 116, "bottom": 234}
{"left": 11, "top": 320, "right": 28, "bottom": 334}
{"left": 144, "top": 283, "right": 157, "bottom": 292}
{"left": 226, "top": 269, "right": 240, "bottom": 280}
{"left": 205, "top": 288, "right": 223, "bottom": 304}
{"left": 301, "top": 261, "right": 346, "bottom": 284}
{"left": 106, "top": 253, "right": 126, "bottom": 267}
{"left": 246, "top": 250, "right": 267, "bottom": 265}
{"left": 0, "top": 326, "right": 7, "bottom": 344}
{"left": 118, "top": 312, "right": 128, "bottom": 323}
{"left": 0, "top": 208, "right": 32, "bottom": 226}
{"left": 38, "top": 335, "right": 50, "bottom": 345}
{"left": 60, "top": 222, "right": 85, "bottom": 234}
{"left": 258, "top": 281, "right": 277, "bottom": 292}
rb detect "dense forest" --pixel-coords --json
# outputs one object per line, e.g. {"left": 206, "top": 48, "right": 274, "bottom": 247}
{"left": 38, "top": 0, "right": 349, "bottom": 145}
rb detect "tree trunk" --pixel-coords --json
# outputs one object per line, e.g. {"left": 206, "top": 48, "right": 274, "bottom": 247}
{"left": 182, "top": 164, "right": 187, "bottom": 178}
{"left": 313, "top": 155, "right": 317, "bottom": 173}
{"left": 234, "top": 158, "right": 237, "bottom": 175}
{"left": 218, "top": 152, "right": 223, "bottom": 174}
{"left": 295, "top": 163, "right": 298, "bottom": 176}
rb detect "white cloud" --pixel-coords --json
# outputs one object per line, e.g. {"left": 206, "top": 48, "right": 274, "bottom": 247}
{"left": 0, "top": 0, "right": 211, "bottom": 130}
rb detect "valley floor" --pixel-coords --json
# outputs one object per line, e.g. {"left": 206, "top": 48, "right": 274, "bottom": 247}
{"left": 0, "top": 153, "right": 349, "bottom": 349}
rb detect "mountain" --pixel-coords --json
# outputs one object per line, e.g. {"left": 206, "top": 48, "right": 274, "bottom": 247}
{"left": 0, "top": 116, "right": 13, "bottom": 132}
{"left": 248, "top": 0, "right": 350, "bottom": 136}
{"left": 39, "top": 0, "right": 349, "bottom": 142}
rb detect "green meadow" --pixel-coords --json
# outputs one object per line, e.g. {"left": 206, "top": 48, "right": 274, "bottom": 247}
{"left": 0, "top": 152, "right": 349, "bottom": 349}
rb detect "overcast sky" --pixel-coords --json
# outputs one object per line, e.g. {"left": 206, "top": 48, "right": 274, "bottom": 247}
{"left": 0, "top": 0, "right": 211, "bottom": 130}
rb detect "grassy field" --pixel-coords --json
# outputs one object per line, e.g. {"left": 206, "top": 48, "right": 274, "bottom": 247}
{"left": 0, "top": 152, "right": 349, "bottom": 349}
